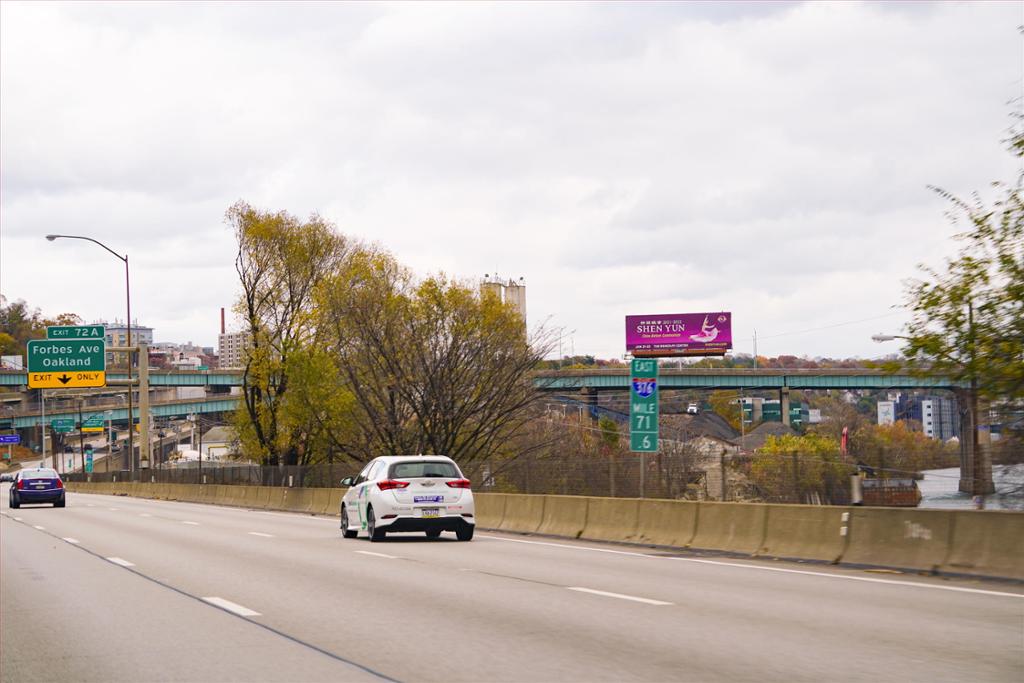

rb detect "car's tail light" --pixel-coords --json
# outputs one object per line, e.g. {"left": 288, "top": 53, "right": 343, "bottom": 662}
{"left": 446, "top": 479, "right": 471, "bottom": 489}
{"left": 377, "top": 480, "right": 409, "bottom": 491}
{"left": 16, "top": 479, "right": 24, "bottom": 490}
{"left": 55, "top": 479, "right": 63, "bottom": 489}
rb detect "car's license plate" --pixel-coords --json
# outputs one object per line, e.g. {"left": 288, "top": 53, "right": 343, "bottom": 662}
{"left": 421, "top": 508, "right": 440, "bottom": 518}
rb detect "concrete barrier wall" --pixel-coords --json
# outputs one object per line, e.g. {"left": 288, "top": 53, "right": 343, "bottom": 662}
{"left": 581, "top": 497, "right": 640, "bottom": 543}
{"left": 633, "top": 499, "right": 698, "bottom": 547}
{"left": 473, "top": 493, "right": 507, "bottom": 528}
{"left": 942, "top": 510, "right": 1024, "bottom": 580}
{"left": 758, "top": 505, "right": 849, "bottom": 563}
{"left": 690, "top": 502, "right": 768, "bottom": 555}
{"left": 842, "top": 508, "right": 954, "bottom": 573}
{"left": 537, "top": 495, "right": 589, "bottom": 538}
{"left": 61, "top": 484, "right": 1022, "bottom": 581}
{"left": 497, "top": 494, "right": 545, "bottom": 533}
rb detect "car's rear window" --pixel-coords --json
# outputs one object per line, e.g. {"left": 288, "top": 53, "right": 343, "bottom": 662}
{"left": 24, "top": 469, "right": 59, "bottom": 479}
{"left": 390, "top": 461, "right": 459, "bottom": 479}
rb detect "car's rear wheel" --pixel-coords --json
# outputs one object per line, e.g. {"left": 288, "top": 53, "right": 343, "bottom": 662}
{"left": 9, "top": 492, "right": 19, "bottom": 509}
{"left": 425, "top": 529, "right": 442, "bottom": 539}
{"left": 367, "top": 506, "right": 386, "bottom": 542}
{"left": 54, "top": 496, "right": 65, "bottom": 508}
{"left": 340, "top": 505, "right": 358, "bottom": 539}
{"left": 456, "top": 526, "right": 474, "bottom": 542}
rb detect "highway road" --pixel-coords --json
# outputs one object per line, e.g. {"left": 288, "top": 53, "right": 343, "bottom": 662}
{"left": 2, "top": 488, "right": 1022, "bottom": 682}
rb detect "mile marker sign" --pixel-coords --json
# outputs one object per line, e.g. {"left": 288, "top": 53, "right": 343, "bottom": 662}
{"left": 629, "top": 358, "right": 659, "bottom": 452}
{"left": 27, "top": 338, "right": 106, "bottom": 389}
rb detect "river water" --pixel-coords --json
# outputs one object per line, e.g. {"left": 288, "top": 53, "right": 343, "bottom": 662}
{"left": 917, "top": 464, "right": 1024, "bottom": 510}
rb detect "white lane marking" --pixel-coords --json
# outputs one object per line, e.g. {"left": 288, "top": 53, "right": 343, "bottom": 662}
{"left": 567, "top": 587, "right": 672, "bottom": 606}
{"left": 139, "top": 513, "right": 152, "bottom": 518}
{"left": 33, "top": 525, "right": 45, "bottom": 530}
{"left": 181, "top": 521, "right": 200, "bottom": 526}
{"left": 62, "top": 537, "right": 80, "bottom": 544}
{"left": 108, "top": 507, "right": 119, "bottom": 511}
{"left": 248, "top": 532, "right": 274, "bottom": 538}
{"left": 479, "top": 534, "right": 1024, "bottom": 600}
{"left": 354, "top": 550, "right": 398, "bottom": 559}
{"left": 107, "top": 557, "right": 135, "bottom": 567}
{"left": 13, "top": 517, "right": 22, "bottom": 521}
{"left": 202, "top": 597, "right": 261, "bottom": 617}
{"left": 87, "top": 503, "right": 95, "bottom": 507}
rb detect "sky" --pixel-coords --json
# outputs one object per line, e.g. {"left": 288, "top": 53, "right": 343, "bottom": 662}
{"left": 1, "top": 1, "right": 1021, "bottom": 361}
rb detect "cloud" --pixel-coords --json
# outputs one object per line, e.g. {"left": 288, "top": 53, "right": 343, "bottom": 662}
{"left": 1, "top": 1, "right": 1019, "bottom": 360}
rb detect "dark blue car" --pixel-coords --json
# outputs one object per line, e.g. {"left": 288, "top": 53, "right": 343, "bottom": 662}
{"left": 9, "top": 468, "right": 65, "bottom": 508}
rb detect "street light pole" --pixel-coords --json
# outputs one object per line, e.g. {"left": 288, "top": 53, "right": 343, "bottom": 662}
{"left": 45, "top": 234, "right": 134, "bottom": 478}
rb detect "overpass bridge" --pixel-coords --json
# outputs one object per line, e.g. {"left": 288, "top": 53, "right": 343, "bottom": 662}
{"left": 2, "top": 366, "right": 963, "bottom": 391}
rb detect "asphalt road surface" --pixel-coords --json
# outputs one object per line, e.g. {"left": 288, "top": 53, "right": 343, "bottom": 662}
{"left": 2, "top": 487, "right": 1022, "bottom": 682}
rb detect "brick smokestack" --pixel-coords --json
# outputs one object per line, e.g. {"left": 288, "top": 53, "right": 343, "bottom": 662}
{"left": 221, "top": 307, "right": 225, "bottom": 334}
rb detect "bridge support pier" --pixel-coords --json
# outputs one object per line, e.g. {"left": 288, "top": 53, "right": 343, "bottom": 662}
{"left": 780, "top": 387, "right": 790, "bottom": 427}
{"left": 956, "top": 389, "right": 994, "bottom": 496}
{"left": 579, "top": 387, "right": 599, "bottom": 425}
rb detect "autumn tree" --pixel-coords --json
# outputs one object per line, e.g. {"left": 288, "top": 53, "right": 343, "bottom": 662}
{"left": 0, "top": 296, "right": 83, "bottom": 357}
{"left": 749, "top": 433, "right": 849, "bottom": 503}
{"left": 902, "top": 115, "right": 1023, "bottom": 402}
{"left": 229, "top": 201, "right": 351, "bottom": 466}
{"left": 317, "top": 252, "right": 556, "bottom": 469}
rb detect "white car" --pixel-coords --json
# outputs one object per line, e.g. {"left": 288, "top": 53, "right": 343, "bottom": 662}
{"left": 340, "top": 455, "right": 475, "bottom": 542}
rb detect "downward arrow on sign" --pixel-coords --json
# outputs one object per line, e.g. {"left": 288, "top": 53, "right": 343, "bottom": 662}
{"left": 58, "top": 375, "right": 72, "bottom": 385}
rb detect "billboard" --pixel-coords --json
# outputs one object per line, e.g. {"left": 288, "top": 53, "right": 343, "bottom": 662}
{"left": 626, "top": 312, "right": 732, "bottom": 357}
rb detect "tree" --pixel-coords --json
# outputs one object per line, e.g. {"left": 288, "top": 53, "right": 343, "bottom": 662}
{"left": 229, "top": 201, "right": 351, "bottom": 466}
{"left": 749, "top": 433, "right": 848, "bottom": 503}
{"left": 902, "top": 122, "right": 1024, "bottom": 404}
{"left": 318, "top": 254, "right": 556, "bottom": 470}
{"left": 0, "top": 296, "right": 83, "bottom": 357}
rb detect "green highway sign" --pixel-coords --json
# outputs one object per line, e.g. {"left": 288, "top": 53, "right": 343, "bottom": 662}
{"left": 629, "top": 358, "right": 659, "bottom": 452}
{"left": 51, "top": 418, "right": 75, "bottom": 433}
{"left": 27, "top": 338, "right": 106, "bottom": 389}
{"left": 82, "top": 415, "right": 106, "bottom": 432}
{"left": 47, "top": 325, "right": 105, "bottom": 340}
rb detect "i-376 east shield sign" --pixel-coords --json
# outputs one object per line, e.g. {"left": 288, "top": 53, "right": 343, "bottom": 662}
{"left": 629, "top": 359, "right": 658, "bottom": 452}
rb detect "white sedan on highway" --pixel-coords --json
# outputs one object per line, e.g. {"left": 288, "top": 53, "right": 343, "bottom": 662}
{"left": 340, "top": 455, "right": 475, "bottom": 542}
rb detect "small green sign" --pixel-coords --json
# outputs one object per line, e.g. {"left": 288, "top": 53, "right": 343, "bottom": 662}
{"left": 47, "top": 325, "right": 105, "bottom": 339}
{"left": 51, "top": 418, "right": 75, "bottom": 433}
{"left": 28, "top": 338, "right": 105, "bottom": 373}
{"left": 629, "top": 358, "right": 659, "bottom": 452}
{"left": 82, "top": 414, "right": 106, "bottom": 432}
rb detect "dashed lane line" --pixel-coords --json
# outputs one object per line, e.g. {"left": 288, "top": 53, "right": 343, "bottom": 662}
{"left": 202, "top": 597, "right": 261, "bottom": 617}
{"left": 567, "top": 587, "right": 673, "bottom": 606}
{"left": 107, "top": 557, "right": 135, "bottom": 567}
{"left": 248, "top": 532, "right": 274, "bottom": 538}
{"left": 479, "top": 534, "right": 1024, "bottom": 599}
{"left": 354, "top": 550, "right": 399, "bottom": 559}
{"left": 62, "top": 537, "right": 80, "bottom": 544}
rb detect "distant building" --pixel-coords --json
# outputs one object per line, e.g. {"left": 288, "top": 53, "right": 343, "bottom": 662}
{"left": 896, "top": 394, "right": 960, "bottom": 441}
{"left": 877, "top": 401, "right": 895, "bottom": 425}
{"left": 480, "top": 274, "right": 527, "bottom": 323}
{"left": 97, "top": 320, "right": 154, "bottom": 366}
{"left": 218, "top": 331, "right": 250, "bottom": 369}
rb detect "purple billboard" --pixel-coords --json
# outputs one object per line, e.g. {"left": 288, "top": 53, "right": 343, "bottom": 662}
{"left": 625, "top": 312, "right": 732, "bottom": 357}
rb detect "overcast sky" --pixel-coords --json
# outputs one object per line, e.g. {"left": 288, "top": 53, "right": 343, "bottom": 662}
{"left": 1, "top": 1, "right": 1020, "bottom": 361}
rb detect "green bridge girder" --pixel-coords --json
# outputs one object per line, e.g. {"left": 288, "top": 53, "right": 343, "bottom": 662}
{"left": 1, "top": 367, "right": 965, "bottom": 392}
{"left": 532, "top": 368, "right": 966, "bottom": 391}
{"left": 11, "top": 398, "right": 241, "bottom": 429}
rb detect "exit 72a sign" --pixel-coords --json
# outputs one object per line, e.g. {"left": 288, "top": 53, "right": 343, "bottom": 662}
{"left": 629, "top": 358, "right": 659, "bottom": 452}
{"left": 27, "top": 339, "right": 106, "bottom": 389}
{"left": 47, "top": 325, "right": 105, "bottom": 339}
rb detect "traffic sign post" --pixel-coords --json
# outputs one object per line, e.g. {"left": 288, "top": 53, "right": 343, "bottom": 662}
{"left": 27, "top": 338, "right": 106, "bottom": 389}
{"left": 51, "top": 418, "right": 75, "bottom": 433}
{"left": 629, "top": 359, "right": 659, "bottom": 452}
{"left": 46, "top": 325, "right": 105, "bottom": 340}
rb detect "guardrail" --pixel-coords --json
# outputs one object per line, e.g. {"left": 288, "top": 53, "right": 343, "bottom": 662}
{"left": 64, "top": 483, "right": 1023, "bottom": 582}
